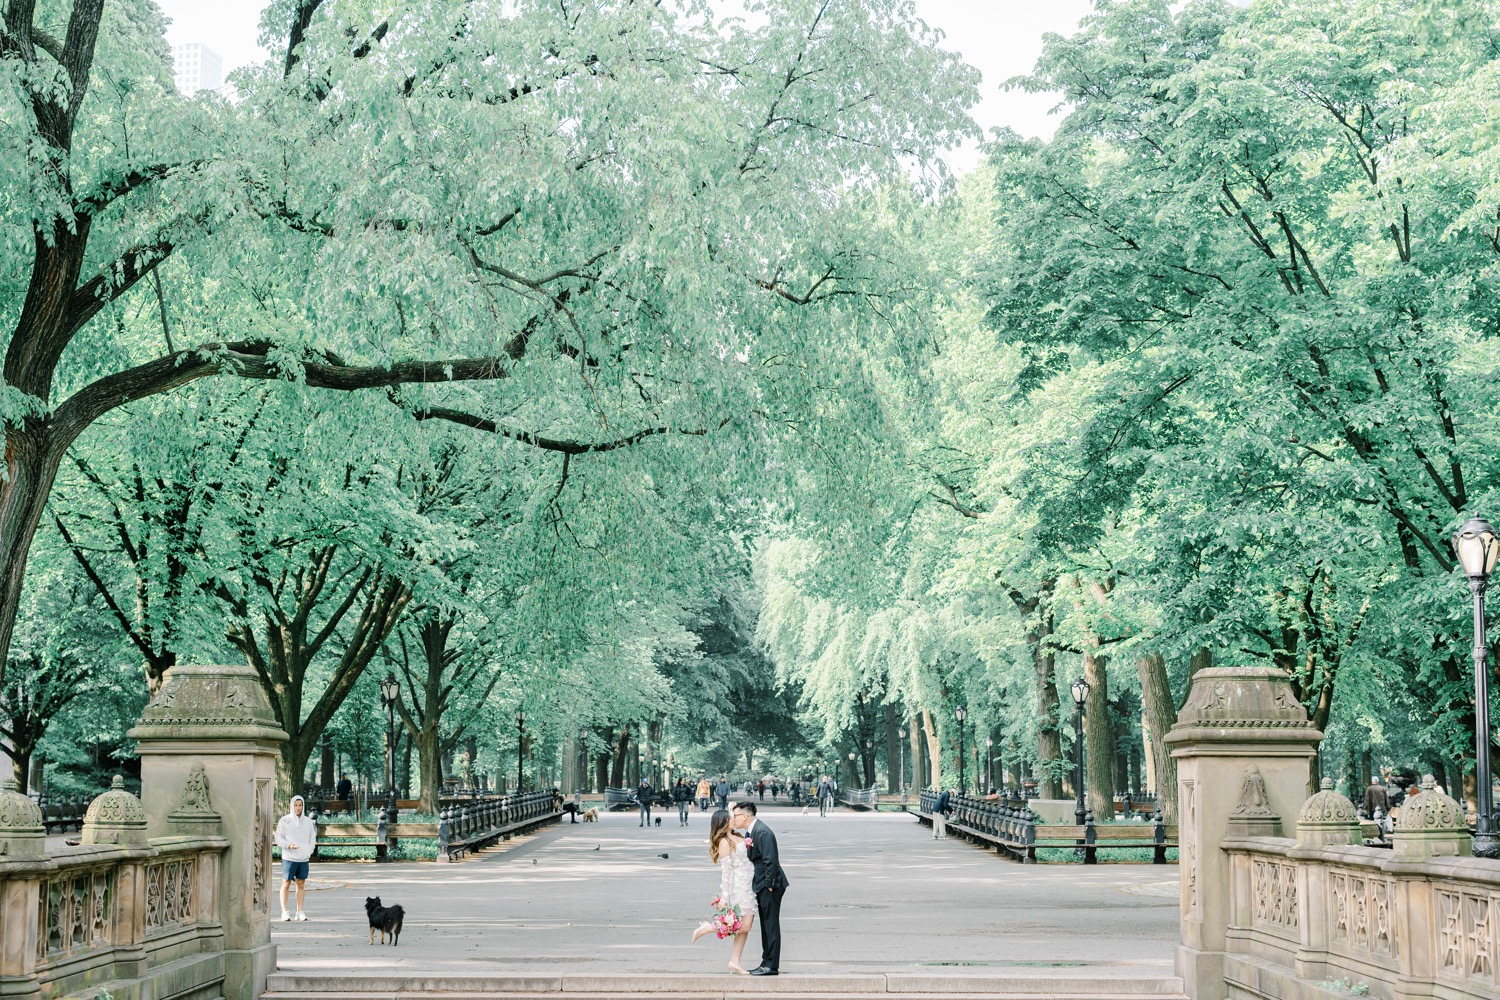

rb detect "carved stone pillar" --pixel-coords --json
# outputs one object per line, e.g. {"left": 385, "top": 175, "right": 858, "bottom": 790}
{"left": 1163, "top": 667, "right": 1322, "bottom": 1000}
{"left": 0, "top": 779, "right": 45, "bottom": 1000}
{"left": 128, "top": 665, "right": 288, "bottom": 1000}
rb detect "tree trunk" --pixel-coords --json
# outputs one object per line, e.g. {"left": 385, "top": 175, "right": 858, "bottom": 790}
{"left": 610, "top": 727, "right": 631, "bottom": 788}
{"left": 416, "top": 723, "right": 443, "bottom": 812}
{"left": 921, "top": 707, "right": 941, "bottom": 788}
{"left": 907, "top": 718, "right": 922, "bottom": 792}
{"left": 884, "top": 702, "right": 899, "bottom": 793}
{"left": 0, "top": 432, "right": 69, "bottom": 688}
{"left": 1137, "top": 652, "right": 1178, "bottom": 821}
{"left": 1033, "top": 614, "right": 1062, "bottom": 799}
{"left": 1084, "top": 649, "right": 1114, "bottom": 818}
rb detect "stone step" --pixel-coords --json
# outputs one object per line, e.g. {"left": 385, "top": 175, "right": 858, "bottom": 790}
{"left": 263, "top": 969, "right": 1186, "bottom": 999}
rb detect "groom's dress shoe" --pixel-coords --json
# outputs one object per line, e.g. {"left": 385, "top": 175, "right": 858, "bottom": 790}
{"left": 749, "top": 968, "right": 777, "bottom": 977}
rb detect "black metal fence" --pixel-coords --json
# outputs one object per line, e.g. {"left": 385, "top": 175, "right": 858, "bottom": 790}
{"left": 916, "top": 789, "right": 1174, "bottom": 864}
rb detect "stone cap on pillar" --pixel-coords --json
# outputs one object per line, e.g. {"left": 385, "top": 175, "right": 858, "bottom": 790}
{"left": 127, "top": 664, "right": 288, "bottom": 746}
{"left": 82, "top": 775, "right": 149, "bottom": 846}
{"left": 1163, "top": 666, "right": 1323, "bottom": 751}
{"left": 1392, "top": 774, "right": 1471, "bottom": 858}
{"left": 0, "top": 776, "right": 45, "bottom": 857}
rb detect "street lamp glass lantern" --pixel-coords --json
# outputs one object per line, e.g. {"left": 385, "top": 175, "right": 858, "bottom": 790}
{"left": 379, "top": 674, "right": 398, "bottom": 706}
{"left": 954, "top": 705, "right": 966, "bottom": 723}
{"left": 848, "top": 752, "right": 856, "bottom": 761}
{"left": 986, "top": 737, "right": 993, "bottom": 748}
{"left": 1454, "top": 517, "right": 1500, "bottom": 581}
{"left": 1070, "top": 678, "right": 1090, "bottom": 707}
{"left": 516, "top": 710, "right": 526, "bottom": 726}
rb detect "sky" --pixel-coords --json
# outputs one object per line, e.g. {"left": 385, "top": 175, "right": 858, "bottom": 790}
{"left": 158, "top": 0, "right": 1096, "bottom": 175}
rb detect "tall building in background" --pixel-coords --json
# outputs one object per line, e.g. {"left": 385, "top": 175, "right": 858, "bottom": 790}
{"left": 172, "top": 43, "right": 222, "bottom": 95}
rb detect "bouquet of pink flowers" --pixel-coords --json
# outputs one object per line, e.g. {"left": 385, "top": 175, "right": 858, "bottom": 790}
{"left": 709, "top": 895, "right": 745, "bottom": 939}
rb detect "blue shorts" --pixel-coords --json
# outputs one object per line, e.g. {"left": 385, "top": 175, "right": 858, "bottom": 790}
{"left": 282, "top": 859, "right": 310, "bottom": 882}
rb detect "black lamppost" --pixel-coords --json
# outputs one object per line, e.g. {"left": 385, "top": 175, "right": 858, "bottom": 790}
{"left": 986, "top": 736, "right": 994, "bottom": 793}
{"left": 847, "top": 751, "right": 857, "bottom": 789}
{"left": 515, "top": 710, "right": 526, "bottom": 793}
{"left": 954, "top": 705, "right": 967, "bottom": 793}
{"left": 580, "top": 728, "right": 591, "bottom": 793}
{"left": 379, "top": 674, "right": 399, "bottom": 809}
{"left": 1070, "top": 678, "right": 1089, "bottom": 826}
{"left": 864, "top": 739, "right": 873, "bottom": 789}
{"left": 1454, "top": 517, "right": 1500, "bottom": 858}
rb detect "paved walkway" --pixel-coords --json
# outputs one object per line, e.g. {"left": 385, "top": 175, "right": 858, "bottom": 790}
{"left": 271, "top": 809, "right": 1179, "bottom": 978}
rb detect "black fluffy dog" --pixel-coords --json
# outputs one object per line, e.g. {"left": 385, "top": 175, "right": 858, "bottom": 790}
{"left": 365, "top": 896, "right": 404, "bottom": 946}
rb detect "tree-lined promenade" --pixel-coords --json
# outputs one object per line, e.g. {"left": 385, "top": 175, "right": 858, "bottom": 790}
{"left": 4, "top": 0, "right": 1500, "bottom": 842}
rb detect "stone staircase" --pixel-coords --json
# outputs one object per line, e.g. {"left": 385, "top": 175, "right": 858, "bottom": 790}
{"left": 263, "top": 967, "right": 1187, "bottom": 1000}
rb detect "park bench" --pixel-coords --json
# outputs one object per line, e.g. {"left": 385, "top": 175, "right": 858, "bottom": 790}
{"left": 914, "top": 789, "right": 1178, "bottom": 864}
{"left": 437, "top": 789, "right": 563, "bottom": 862}
{"left": 603, "top": 787, "right": 637, "bottom": 811}
{"left": 38, "top": 794, "right": 87, "bottom": 834}
{"left": 838, "top": 786, "right": 880, "bottom": 811}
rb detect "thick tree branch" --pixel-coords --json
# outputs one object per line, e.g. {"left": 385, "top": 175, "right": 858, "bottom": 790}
{"left": 406, "top": 404, "right": 729, "bottom": 453}
{"left": 54, "top": 344, "right": 516, "bottom": 444}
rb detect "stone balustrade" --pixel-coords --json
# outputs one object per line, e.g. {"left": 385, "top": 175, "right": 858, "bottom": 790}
{"left": 1220, "top": 775, "right": 1497, "bottom": 1000}
{"left": 1171, "top": 666, "right": 1500, "bottom": 1000}
{"left": 0, "top": 776, "right": 231, "bottom": 1000}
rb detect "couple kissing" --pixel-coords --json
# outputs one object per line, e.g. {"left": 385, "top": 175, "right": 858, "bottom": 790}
{"left": 691, "top": 801, "right": 790, "bottom": 975}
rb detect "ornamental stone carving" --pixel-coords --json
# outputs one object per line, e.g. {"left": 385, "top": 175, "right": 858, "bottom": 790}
{"left": 1393, "top": 774, "right": 1470, "bottom": 859}
{"left": 168, "top": 761, "right": 222, "bottom": 834}
{"left": 82, "top": 775, "right": 149, "bottom": 846}
{"left": 1228, "top": 765, "right": 1283, "bottom": 837}
{"left": 129, "top": 664, "right": 284, "bottom": 742}
{"left": 1169, "top": 666, "right": 1322, "bottom": 738}
{"left": 0, "top": 775, "right": 45, "bottom": 857}
{"left": 1297, "top": 778, "right": 1361, "bottom": 847}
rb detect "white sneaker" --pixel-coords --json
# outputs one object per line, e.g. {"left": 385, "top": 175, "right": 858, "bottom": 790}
{"left": 280, "top": 912, "right": 292, "bottom": 921}
{"left": 295, "top": 912, "right": 307, "bottom": 921}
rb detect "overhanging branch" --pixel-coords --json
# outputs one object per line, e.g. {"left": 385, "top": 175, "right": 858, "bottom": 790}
{"left": 406, "top": 403, "right": 730, "bottom": 454}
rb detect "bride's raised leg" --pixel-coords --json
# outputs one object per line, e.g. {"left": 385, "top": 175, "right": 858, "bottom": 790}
{"left": 727, "top": 915, "right": 755, "bottom": 974}
{"left": 691, "top": 921, "right": 713, "bottom": 943}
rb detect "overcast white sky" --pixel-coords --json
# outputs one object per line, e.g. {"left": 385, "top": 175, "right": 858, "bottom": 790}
{"left": 159, "top": 0, "right": 1095, "bottom": 175}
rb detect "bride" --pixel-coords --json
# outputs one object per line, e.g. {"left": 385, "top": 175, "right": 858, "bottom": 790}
{"left": 691, "top": 808, "right": 757, "bottom": 974}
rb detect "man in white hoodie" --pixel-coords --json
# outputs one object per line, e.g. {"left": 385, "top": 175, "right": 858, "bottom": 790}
{"left": 274, "top": 795, "right": 317, "bottom": 921}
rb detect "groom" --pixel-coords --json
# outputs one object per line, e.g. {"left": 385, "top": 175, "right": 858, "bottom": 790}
{"left": 732, "top": 802, "right": 789, "bottom": 976}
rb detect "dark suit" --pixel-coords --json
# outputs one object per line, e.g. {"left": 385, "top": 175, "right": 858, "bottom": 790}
{"left": 747, "top": 819, "right": 790, "bottom": 971}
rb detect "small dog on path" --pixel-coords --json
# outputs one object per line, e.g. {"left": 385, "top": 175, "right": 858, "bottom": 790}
{"left": 581, "top": 807, "right": 599, "bottom": 822}
{"left": 365, "top": 896, "right": 404, "bottom": 946}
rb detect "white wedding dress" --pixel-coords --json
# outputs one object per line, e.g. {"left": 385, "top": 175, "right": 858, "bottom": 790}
{"left": 718, "top": 836, "right": 755, "bottom": 913}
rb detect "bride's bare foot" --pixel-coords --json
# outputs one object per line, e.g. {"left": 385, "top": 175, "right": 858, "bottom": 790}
{"left": 727, "top": 963, "right": 749, "bottom": 976}
{"left": 691, "top": 923, "right": 713, "bottom": 943}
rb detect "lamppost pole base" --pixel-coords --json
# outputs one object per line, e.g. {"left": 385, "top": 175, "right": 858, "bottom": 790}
{"left": 1474, "top": 832, "right": 1500, "bottom": 859}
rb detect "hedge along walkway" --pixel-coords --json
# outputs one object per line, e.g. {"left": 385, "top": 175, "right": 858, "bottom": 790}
{"left": 270, "top": 809, "right": 1179, "bottom": 978}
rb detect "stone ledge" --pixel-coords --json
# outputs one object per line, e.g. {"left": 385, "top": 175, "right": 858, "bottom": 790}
{"left": 263, "top": 969, "right": 1187, "bottom": 997}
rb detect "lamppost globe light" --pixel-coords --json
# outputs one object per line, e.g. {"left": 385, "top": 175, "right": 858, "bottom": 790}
{"left": 848, "top": 752, "right": 856, "bottom": 761}
{"left": 516, "top": 710, "right": 526, "bottom": 725}
{"left": 1071, "top": 677, "right": 1090, "bottom": 707}
{"left": 954, "top": 705, "right": 966, "bottom": 723}
{"left": 986, "top": 736, "right": 993, "bottom": 748}
{"left": 379, "top": 673, "right": 398, "bottom": 705}
{"left": 1454, "top": 517, "right": 1500, "bottom": 580}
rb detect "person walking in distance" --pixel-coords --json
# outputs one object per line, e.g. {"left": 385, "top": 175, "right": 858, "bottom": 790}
{"left": 274, "top": 795, "right": 317, "bottom": 921}
{"left": 636, "top": 776, "right": 654, "bottom": 828}
{"left": 674, "top": 778, "right": 692, "bottom": 826}
{"left": 716, "top": 776, "right": 730, "bottom": 810}
{"left": 696, "top": 775, "right": 712, "bottom": 812}
{"left": 732, "top": 802, "right": 789, "bottom": 976}
{"left": 817, "top": 775, "right": 835, "bottom": 817}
